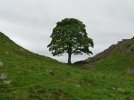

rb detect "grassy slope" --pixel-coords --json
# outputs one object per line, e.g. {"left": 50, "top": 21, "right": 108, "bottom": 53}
{"left": 88, "top": 38, "right": 134, "bottom": 99}
{"left": 0, "top": 32, "right": 134, "bottom": 100}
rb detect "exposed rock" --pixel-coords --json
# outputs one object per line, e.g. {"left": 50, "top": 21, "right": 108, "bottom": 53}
{"left": 86, "top": 57, "right": 92, "bottom": 62}
{"left": 0, "top": 73, "right": 7, "bottom": 80}
{"left": 46, "top": 70, "right": 52, "bottom": 73}
{"left": 117, "top": 88, "right": 126, "bottom": 94}
{"left": 111, "top": 87, "right": 128, "bottom": 94}
{"left": 124, "top": 68, "right": 134, "bottom": 75}
{"left": 0, "top": 61, "right": 4, "bottom": 67}
{"left": 111, "top": 87, "right": 116, "bottom": 90}
{"left": 87, "top": 37, "right": 134, "bottom": 63}
{"left": 3, "top": 80, "right": 11, "bottom": 85}
{"left": 46, "top": 70, "right": 54, "bottom": 75}
{"left": 76, "top": 84, "right": 80, "bottom": 87}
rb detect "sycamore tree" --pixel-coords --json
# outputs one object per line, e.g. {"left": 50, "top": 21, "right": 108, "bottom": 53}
{"left": 47, "top": 18, "right": 94, "bottom": 64}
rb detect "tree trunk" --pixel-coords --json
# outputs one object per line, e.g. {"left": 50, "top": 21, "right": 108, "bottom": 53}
{"left": 68, "top": 53, "right": 72, "bottom": 64}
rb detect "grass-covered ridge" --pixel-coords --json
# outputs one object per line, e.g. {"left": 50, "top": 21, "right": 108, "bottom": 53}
{"left": 0, "top": 32, "right": 134, "bottom": 100}
{"left": 88, "top": 37, "right": 134, "bottom": 71}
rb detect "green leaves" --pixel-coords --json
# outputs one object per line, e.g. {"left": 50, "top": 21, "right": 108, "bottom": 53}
{"left": 47, "top": 18, "right": 94, "bottom": 63}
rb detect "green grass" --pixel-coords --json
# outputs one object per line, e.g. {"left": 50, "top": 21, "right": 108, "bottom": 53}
{"left": 0, "top": 32, "right": 134, "bottom": 100}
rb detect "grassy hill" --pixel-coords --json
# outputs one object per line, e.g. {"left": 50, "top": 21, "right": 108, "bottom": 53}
{"left": 87, "top": 37, "right": 134, "bottom": 71}
{"left": 0, "top": 32, "right": 134, "bottom": 100}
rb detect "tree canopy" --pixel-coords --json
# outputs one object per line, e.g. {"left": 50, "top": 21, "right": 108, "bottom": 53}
{"left": 47, "top": 18, "right": 94, "bottom": 64}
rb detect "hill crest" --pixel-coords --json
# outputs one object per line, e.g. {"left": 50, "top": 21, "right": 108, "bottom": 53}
{"left": 87, "top": 37, "right": 134, "bottom": 63}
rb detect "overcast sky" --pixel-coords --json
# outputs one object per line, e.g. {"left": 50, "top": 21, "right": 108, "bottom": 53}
{"left": 0, "top": 0, "right": 134, "bottom": 63}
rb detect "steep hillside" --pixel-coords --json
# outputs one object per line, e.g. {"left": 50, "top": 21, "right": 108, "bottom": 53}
{"left": 87, "top": 37, "right": 134, "bottom": 71}
{"left": 0, "top": 32, "right": 86, "bottom": 100}
{"left": 87, "top": 37, "right": 134, "bottom": 63}
{"left": 0, "top": 32, "right": 134, "bottom": 100}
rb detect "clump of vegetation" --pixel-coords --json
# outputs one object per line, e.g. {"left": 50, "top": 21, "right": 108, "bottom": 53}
{"left": 47, "top": 18, "right": 93, "bottom": 64}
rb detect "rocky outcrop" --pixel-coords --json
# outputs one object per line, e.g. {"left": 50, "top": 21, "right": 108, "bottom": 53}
{"left": 0, "top": 73, "right": 7, "bottom": 80}
{"left": 3, "top": 80, "right": 11, "bottom": 85}
{"left": 0, "top": 61, "right": 4, "bottom": 67}
{"left": 87, "top": 37, "right": 134, "bottom": 63}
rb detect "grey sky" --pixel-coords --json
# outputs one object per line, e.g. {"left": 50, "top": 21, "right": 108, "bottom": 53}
{"left": 0, "top": 0, "right": 134, "bottom": 63}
